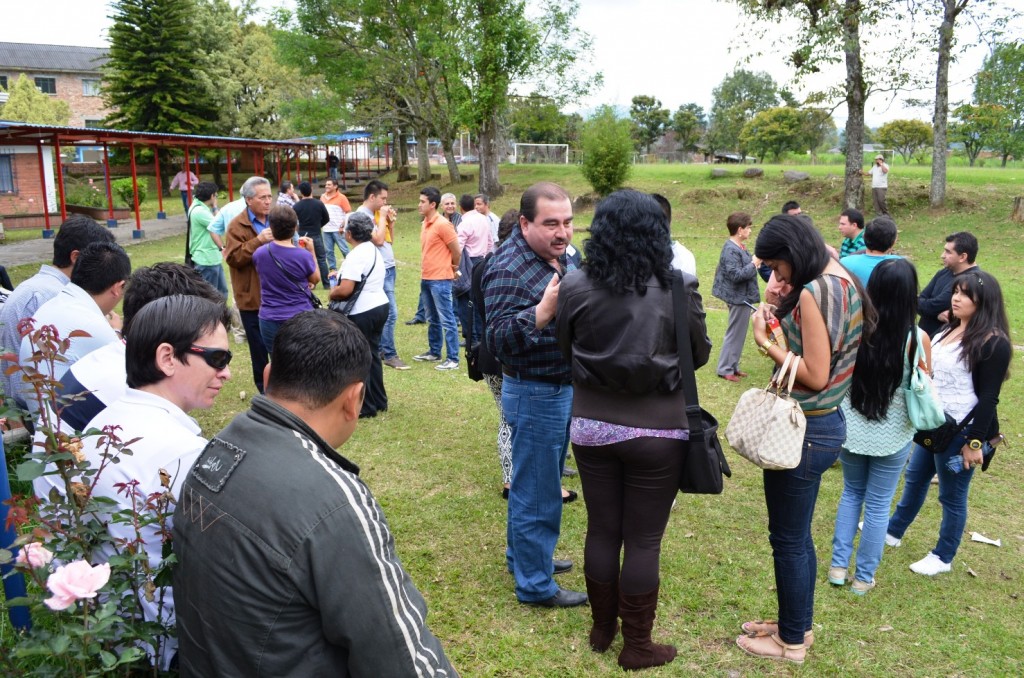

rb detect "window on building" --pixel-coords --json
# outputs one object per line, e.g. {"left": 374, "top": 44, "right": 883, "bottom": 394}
{"left": 84, "top": 119, "right": 104, "bottom": 129}
{"left": 0, "top": 156, "right": 14, "bottom": 194}
{"left": 0, "top": 75, "right": 8, "bottom": 91}
{"left": 82, "top": 78, "right": 101, "bottom": 96}
{"left": 34, "top": 77, "right": 57, "bottom": 94}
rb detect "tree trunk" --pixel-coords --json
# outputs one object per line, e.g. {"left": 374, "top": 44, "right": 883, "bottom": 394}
{"left": 478, "top": 111, "right": 503, "bottom": 196}
{"left": 397, "top": 130, "right": 411, "bottom": 182}
{"left": 930, "top": 0, "right": 965, "bottom": 208}
{"left": 414, "top": 128, "right": 431, "bottom": 182}
{"left": 209, "top": 152, "right": 224, "bottom": 189}
{"left": 1011, "top": 196, "right": 1024, "bottom": 222}
{"left": 842, "top": 0, "right": 866, "bottom": 210}
{"left": 441, "top": 135, "right": 461, "bottom": 184}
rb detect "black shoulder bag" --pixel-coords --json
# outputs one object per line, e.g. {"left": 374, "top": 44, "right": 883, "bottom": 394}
{"left": 328, "top": 249, "right": 378, "bottom": 316}
{"left": 185, "top": 204, "right": 197, "bottom": 267}
{"left": 267, "top": 245, "right": 323, "bottom": 309}
{"left": 672, "top": 272, "right": 731, "bottom": 494}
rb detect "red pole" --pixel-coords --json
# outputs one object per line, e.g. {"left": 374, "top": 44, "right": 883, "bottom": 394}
{"left": 154, "top": 147, "right": 165, "bottom": 217}
{"left": 183, "top": 145, "right": 193, "bottom": 208}
{"left": 226, "top": 148, "right": 233, "bottom": 200}
{"left": 293, "top": 150, "right": 299, "bottom": 182}
{"left": 36, "top": 142, "right": 51, "bottom": 235}
{"left": 102, "top": 142, "right": 115, "bottom": 225}
{"left": 340, "top": 142, "right": 346, "bottom": 187}
{"left": 129, "top": 142, "right": 142, "bottom": 234}
{"left": 306, "top": 146, "right": 313, "bottom": 183}
{"left": 323, "top": 144, "right": 329, "bottom": 182}
{"left": 53, "top": 136, "right": 67, "bottom": 222}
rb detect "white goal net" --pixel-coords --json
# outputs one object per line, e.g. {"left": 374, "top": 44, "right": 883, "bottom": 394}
{"left": 512, "top": 143, "right": 569, "bottom": 164}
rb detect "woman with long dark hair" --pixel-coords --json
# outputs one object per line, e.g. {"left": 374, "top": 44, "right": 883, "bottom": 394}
{"left": 829, "top": 258, "right": 928, "bottom": 595}
{"left": 557, "top": 190, "right": 711, "bottom": 671}
{"left": 887, "top": 270, "right": 1010, "bottom": 575}
{"left": 736, "top": 214, "right": 867, "bottom": 665}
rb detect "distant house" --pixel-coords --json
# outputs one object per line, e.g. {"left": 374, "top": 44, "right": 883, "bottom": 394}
{"left": 0, "top": 42, "right": 111, "bottom": 128}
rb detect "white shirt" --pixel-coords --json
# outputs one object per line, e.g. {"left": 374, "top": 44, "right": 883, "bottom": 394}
{"left": 870, "top": 163, "right": 889, "bottom": 189}
{"left": 339, "top": 241, "right": 388, "bottom": 315}
{"left": 671, "top": 241, "right": 698, "bottom": 278}
{"left": 0, "top": 264, "right": 69, "bottom": 402}
{"left": 483, "top": 211, "right": 500, "bottom": 243}
{"left": 457, "top": 211, "right": 495, "bottom": 258}
{"left": 323, "top": 204, "right": 346, "bottom": 234}
{"left": 932, "top": 334, "right": 977, "bottom": 423}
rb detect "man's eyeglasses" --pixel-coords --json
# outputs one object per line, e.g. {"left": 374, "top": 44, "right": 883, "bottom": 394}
{"left": 188, "top": 345, "right": 233, "bottom": 370}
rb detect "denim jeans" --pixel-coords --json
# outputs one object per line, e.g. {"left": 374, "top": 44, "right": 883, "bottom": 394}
{"left": 411, "top": 288, "right": 427, "bottom": 323}
{"left": 421, "top": 279, "right": 459, "bottom": 362}
{"left": 258, "top": 318, "right": 282, "bottom": 356}
{"left": 299, "top": 232, "right": 330, "bottom": 288}
{"left": 238, "top": 310, "right": 268, "bottom": 394}
{"left": 888, "top": 432, "right": 982, "bottom": 563}
{"left": 194, "top": 263, "right": 228, "bottom": 298}
{"left": 379, "top": 267, "right": 398, "bottom": 359}
{"left": 831, "top": 442, "right": 912, "bottom": 584}
{"left": 763, "top": 408, "right": 845, "bottom": 644}
{"left": 502, "top": 374, "right": 573, "bottom": 602}
{"left": 323, "top": 231, "right": 350, "bottom": 271}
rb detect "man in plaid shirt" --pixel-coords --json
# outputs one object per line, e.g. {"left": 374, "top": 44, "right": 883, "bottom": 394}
{"left": 482, "top": 182, "right": 586, "bottom": 608}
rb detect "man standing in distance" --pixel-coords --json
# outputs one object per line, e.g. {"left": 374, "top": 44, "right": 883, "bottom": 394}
{"left": 225, "top": 176, "right": 275, "bottom": 393}
{"left": 292, "top": 181, "right": 331, "bottom": 288}
{"left": 483, "top": 182, "right": 585, "bottom": 607}
{"left": 863, "top": 154, "right": 890, "bottom": 216}
{"left": 321, "top": 178, "right": 351, "bottom": 213}
{"left": 360, "top": 180, "right": 408, "bottom": 370}
{"left": 412, "top": 187, "right": 461, "bottom": 371}
{"left": 918, "top": 231, "right": 980, "bottom": 337}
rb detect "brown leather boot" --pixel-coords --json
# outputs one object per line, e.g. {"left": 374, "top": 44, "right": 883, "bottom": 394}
{"left": 617, "top": 586, "right": 677, "bottom": 671}
{"left": 584, "top": 575, "right": 618, "bottom": 652}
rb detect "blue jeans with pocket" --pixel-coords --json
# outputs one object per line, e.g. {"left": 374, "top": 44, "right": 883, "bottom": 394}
{"left": 502, "top": 374, "right": 573, "bottom": 602}
{"left": 421, "top": 279, "right": 459, "bottom": 362}
{"left": 323, "top": 231, "right": 350, "bottom": 270}
{"left": 831, "top": 442, "right": 912, "bottom": 584}
{"left": 379, "top": 267, "right": 398, "bottom": 359}
{"left": 763, "top": 408, "right": 845, "bottom": 645}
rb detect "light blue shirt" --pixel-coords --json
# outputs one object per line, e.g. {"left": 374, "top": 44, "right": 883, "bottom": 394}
{"left": 208, "top": 197, "right": 247, "bottom": 236}
{"left": 842, "top": 253, "right": 902, "bottom": 285}
{"left": 0, "top": 264, "right": 69, "bottom": 404}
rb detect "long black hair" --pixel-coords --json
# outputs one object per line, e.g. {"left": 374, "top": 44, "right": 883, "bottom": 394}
{"left": 849, "top": 258, "right": 918, "bottom": 420}
{"left": 947, "top": 270, "right": 1011, "bottom": 379}
{"left": 753, "top": 214, "right": 832, "bottom": 317}
{"left": 581, "top": 189, "right": 673, "bottom": 295}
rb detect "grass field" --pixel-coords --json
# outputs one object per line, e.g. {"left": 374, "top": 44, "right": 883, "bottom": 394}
{"left": 2, "top": 163, "right": 1022, "bottom": 675}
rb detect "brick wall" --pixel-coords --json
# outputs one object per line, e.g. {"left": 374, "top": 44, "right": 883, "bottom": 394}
{"left": 0, "top": 147, "right": 57, "bottom": 218}
{"left": 0, "top": 70, "right": 112, "bottom": 127}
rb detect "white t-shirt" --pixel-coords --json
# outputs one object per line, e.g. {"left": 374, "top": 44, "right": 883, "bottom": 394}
{"left": 671, "top": 241, "right": 698, "bottom": 278}
{"left": 323, "top": 204, "right": 346, "bottom": 234}
{"left": 870, "top": 163, "right": 889, "bottom": 189}
{"left": 339, "top": 241, "right": 388, "bottom": 315}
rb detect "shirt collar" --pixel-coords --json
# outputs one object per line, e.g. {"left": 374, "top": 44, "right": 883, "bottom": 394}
{"left": 122, "top": 388, "right": 202, "bottom": 435}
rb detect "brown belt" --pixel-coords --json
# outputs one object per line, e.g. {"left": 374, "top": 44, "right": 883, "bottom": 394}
{"left": 803, "top": 406, "right": 839, "bottom": 417}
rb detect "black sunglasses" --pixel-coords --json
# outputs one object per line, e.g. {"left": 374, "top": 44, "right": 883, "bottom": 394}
{"left": 188, "top": 345, "right": 233, "bottom": 370}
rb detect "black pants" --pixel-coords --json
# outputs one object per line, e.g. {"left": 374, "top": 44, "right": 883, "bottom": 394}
{"left": 347, "top": 302, "right": 389, "bottom": 417}
{"left": 300, "top": 231, "right": 331, "bottom": 289}
{"left": 239, "top": 309, "right": 269, "bottom": 394}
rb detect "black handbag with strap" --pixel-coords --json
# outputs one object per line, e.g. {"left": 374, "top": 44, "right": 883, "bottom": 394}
{"left": 671, "top": 272, "right": 731, "bottom": 494}
{"left": 328, "top": 249, "right": 378, "bottom": 316}
{"left": 267, "top": 244, "right": 322, "bottom": 309}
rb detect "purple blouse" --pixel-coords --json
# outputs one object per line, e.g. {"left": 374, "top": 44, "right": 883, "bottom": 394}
{"left": 570, "top": 417, "right": 688, "bottom": 447}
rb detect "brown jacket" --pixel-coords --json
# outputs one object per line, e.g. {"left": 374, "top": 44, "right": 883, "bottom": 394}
{"left": 225, "top": 209, "right": 266, "bottom": 311}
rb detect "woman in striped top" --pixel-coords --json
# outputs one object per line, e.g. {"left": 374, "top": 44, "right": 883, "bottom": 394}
{"left": 736, "top": 214, "right": 868, "bottom": 665}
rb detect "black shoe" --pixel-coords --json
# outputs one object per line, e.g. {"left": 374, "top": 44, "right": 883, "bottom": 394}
{"left": 522, "top": 588, "right": 588, "bottom": 608}
{"left": 562, "top": 489, "right": 578, "bottom": 504}
{"left": 553, "top": 559, "right": 573, "bottom": 575}
{"left": 405, "top": 319, "right": 425, "bottom": 325}
{"left": 562, "top": 466, "right": 578, "bottom": 477}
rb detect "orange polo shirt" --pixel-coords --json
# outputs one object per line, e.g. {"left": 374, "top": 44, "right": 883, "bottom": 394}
{"left": 321, "top": 191, "right": 351, "bottom": 212}
{"left": 420, "top": 213, "right": 457, "bottom": 280}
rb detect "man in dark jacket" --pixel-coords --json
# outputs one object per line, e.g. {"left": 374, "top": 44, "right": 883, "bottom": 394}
{"left": 918, "top": 231, "right": 979, "bottom": 336}
{"left": 172, "top": 310, "right": 456, "bottom": 676}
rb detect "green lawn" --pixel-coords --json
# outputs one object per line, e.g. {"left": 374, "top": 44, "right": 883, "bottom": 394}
{"left": 3, "top": 163, "right": 1022, "bottom": 675}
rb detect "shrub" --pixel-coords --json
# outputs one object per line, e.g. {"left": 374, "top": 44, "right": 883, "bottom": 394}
{"left": 580, "top": 105, "right": 633, "bottom": 196}
{"left": 112, "top": 177, "right": 146, "bottom": 207}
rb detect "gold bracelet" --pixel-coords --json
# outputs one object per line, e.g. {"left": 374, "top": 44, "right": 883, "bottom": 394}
{"left": 757, "top": 338, "right": 776, "bottom": 356}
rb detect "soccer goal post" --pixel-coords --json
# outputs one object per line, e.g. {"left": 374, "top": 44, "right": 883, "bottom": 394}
{"left": 512, "top": 143, "right": 570, "bottom": 164}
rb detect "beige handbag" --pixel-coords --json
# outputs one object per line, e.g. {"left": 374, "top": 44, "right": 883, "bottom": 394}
{"left": 725, "top": 351, "right": 807, "bottom": 470}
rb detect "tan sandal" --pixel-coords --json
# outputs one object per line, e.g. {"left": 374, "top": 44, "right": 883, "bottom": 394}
{"left": 736, "top": 632, "right": 806, "bottom": 665}
{"left": 740, "top": 621, "right": 814, "bottom": 648}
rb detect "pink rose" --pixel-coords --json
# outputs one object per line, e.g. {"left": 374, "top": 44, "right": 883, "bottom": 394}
{"left": 44, "top": 561, "right": 111, "bottom": 611}
{"left": 15, "top": 543, "right": 54, "bottom": 569}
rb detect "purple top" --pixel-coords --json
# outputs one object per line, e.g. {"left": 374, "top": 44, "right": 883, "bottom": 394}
{"left": 252, "top": 242, "right": 317, "bottom": 322}
{"left": 570, "top": 417, "right": 688, "bottom": 447}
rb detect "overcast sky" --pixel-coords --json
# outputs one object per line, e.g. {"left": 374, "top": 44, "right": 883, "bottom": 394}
{"left": 2, "top": 0, "right": 1016, "bottom": 129}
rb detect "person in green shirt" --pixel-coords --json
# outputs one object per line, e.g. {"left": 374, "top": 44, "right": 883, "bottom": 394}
{"left": 838, "top": 208, "right": 865, "bottom": 258}
{"left": 187, "top": 182, "right": 228, "bottom": 297}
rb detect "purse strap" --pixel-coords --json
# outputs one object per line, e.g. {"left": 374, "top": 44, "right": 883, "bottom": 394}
{"left": 670, "top": 272, "right": 701, "bottom": 409}
{"left": 267, "top": 244, "right": 319, "bottom": 306}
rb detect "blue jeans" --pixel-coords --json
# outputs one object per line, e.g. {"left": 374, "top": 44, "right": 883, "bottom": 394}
{"left": 239, "top": 310, "right": 268, "bottom": 394}
{"left": 502, "top": 374, "right": 573, "bottom": 602}
{"left": 888, "top": 432, "right": 982, "bottom": 563}
{"left": 258, "top": 318, "right": 282, "bottom": 356}
{"left": 763, "top": 409, "right": 845, "bottom": 644}
{"left": 831, "top": 442, "right": 912, "bottom": 584}
{"left": 323, "top": 231, "right": 350, "bottom": 270}
{"left": 379, "top": 267, "right": 398, "bottom": 359}
{"left": 194, "top": 263, "right": 228, "bottom": 298}
{"left": 421, "top": 279, "right": 459, "bottom": 362}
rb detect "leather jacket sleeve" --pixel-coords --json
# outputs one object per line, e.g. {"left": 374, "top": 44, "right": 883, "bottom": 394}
{"left": 683, "top": 271, "right": 713, "bottom": 370}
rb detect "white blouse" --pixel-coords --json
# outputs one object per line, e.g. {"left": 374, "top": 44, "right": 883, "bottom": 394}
{"left": 931, "top": 333, "right": 978, "bottom": 423}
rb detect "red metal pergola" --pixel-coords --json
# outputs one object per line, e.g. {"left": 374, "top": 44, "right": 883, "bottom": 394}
{"left": 0, "top": 121, "right": 315, "bottom": 239}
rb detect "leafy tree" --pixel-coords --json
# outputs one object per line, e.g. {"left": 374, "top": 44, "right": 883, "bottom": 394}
{"left": 798, "top": 108, "right": 837, "bottom": 157}
{"left": 0, "top": 74, "right": 71, "bottom": 125}
{"left": 671, "top": 103, "right": 706, "bottom": 153}
{"left": 580, "top": 106, "right": 632, "bottom": 196}
{"left": 708, "top": 69, "right": 780, "bottom": 153}
{"left": 509, "top": 95, "right": 570, "bottom": 144}
{"left": 739, "top": 107, "right": 804, "bottom": 161}
{"left": 950, "top": 103, "right": 1005, "bottom": 166}
{"left": 876, "top": 119, "right": 934, "bottom": 163}
{"left": 974, "top": 41, "right": 1024, "bottom": 166}
{"left": 629, "top": 95, "right": 669, "bottom": 154}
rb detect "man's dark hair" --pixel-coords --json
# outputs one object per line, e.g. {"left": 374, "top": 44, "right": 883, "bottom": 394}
{"left": 345, "top": 211, "right": 375, "bottom": 243}
{"left": 363, "top": 179, "right": 388, "bottom": 200}
{"left": 840, "top": 208, "right": 865, "bottom": 230}
{"left": 727, "top": 212, "right": 752, "bottom": 236}
{"left": 70, "top": 241, "right": 131, "bottom": 295}
{"left": 781, "top": 200, "right": 800, "bottom": 214}
{"left": 474, "top": 193, "right": 490, "bottom": 206}
{"left": 269, "top": 205, "right": 299, "bottom": 241}
{"left": 498, "top": 209, "right": 519, "bottom": 242}
{"left": 194, "top": 182, "right": 218, "bottom": 203}
{"left": 864, "top": 217, "right": 898, "bottom": 252}
{"left": 126, "top": 295, "right": 230, "bottom": 389}
{"left": 122, "top": 263, "right": 224, "bottom": 339}
{"left": 280, "top": 180, "right": 293, "bottom": 193}
{"left": 520, "top": 182, "right": 570, "bottom": 223}
{"left": 946, "top": 231, "right": 979, "bottom": 263}
{"left": 459, "top": 194, "right": 475, "bottom": 212}
{"left": 297, "top": 181, "right": 312, "bottom": 197}
{"left": 267, "top": 310, "right": 371, "bottom": 409}
{"left": 651, "top": 193, "right": 672, "bottom": 225}
{"left": 52, "top": 215, "right": 115, "bottom": 268}
{"left": 420, "top": 187, "right": 441, "bottom": 210}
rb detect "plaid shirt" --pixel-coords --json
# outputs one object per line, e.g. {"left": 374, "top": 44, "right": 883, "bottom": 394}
{"left": 483, "top": 228, "right": 577, "bottom": 379}
{"left": 840, "top": 232, "right": 865, "bottom": 258}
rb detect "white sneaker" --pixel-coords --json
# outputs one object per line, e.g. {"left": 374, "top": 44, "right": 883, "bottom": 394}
{"left": 885, "top": 533, "right": 901, "bottom": 548}
{"left": 434, "top": 359, "right": 459, "bottom": 371}
{"left": 909, "top": 552, "right": 951, "bottom": 576}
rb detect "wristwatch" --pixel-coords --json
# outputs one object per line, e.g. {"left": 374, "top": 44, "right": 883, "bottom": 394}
{"left": 968, "top": 439, "right": 983, "bottom": 451}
